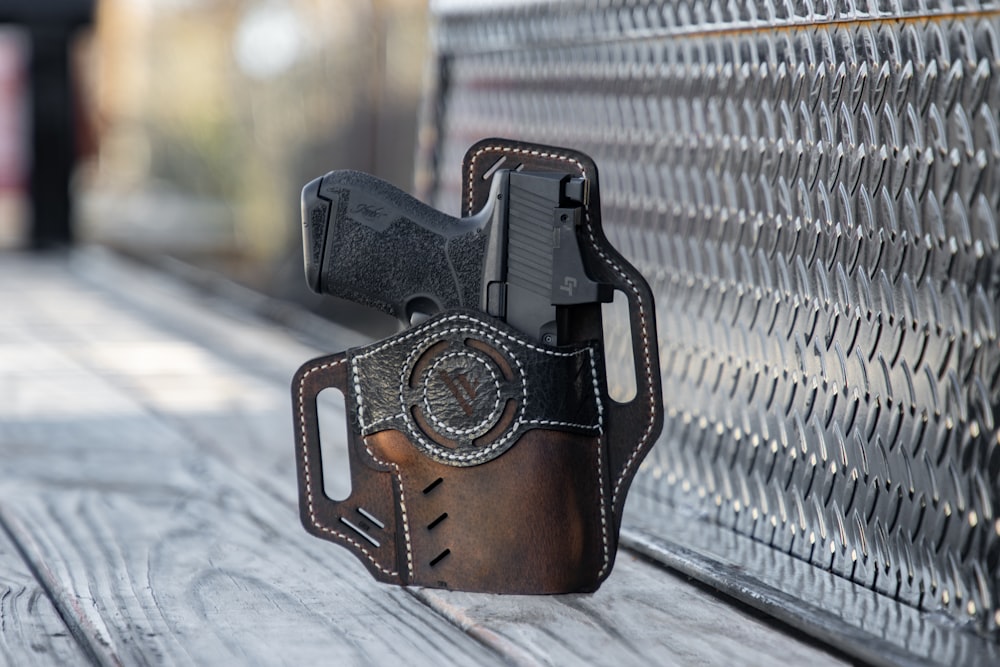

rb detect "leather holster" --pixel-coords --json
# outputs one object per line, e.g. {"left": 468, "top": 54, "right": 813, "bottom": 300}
{"left": 293, "top": 138, "right": 662, "bottom": 594}
{"left": 294, "top": 310, "right": 615, "bottom": 593}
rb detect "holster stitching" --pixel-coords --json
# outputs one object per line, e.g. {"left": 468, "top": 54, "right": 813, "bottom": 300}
{"left": 296, "top": 358, "right": 404, "bottom": 578}
{"left": 353, "top": 313, "right": 601, "bottom": 465}
{"left": 466, "top": 143, "right": 650, "bottom": 578}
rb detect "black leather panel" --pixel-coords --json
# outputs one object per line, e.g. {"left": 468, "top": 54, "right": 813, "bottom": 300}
{"left": 349, "top": 309, "right": 604, "bottom": 467}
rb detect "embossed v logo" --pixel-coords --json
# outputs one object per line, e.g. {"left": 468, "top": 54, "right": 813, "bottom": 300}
{"left": 438, "top": 370, "right": 479, "bottom": 416}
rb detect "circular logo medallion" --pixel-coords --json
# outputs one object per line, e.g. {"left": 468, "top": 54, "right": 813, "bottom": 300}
{"left": 420, "top": 350, "right": 503, "bottom": 439}
{"left": 399, "top": 331, "right": 524, "bottom": 466}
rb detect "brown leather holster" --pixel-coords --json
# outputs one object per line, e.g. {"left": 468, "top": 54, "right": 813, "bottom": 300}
{"left": 292, "top": 139, "right": 662, "bottom": 593}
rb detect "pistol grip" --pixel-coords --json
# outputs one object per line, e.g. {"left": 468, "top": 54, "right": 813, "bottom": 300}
{"left": 301, "top": 170, "right": 489, "bottom": 321}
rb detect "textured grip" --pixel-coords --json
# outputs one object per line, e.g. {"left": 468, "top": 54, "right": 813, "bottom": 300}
{"left": 301, "top": 169, "right": 489, "bottom": 319}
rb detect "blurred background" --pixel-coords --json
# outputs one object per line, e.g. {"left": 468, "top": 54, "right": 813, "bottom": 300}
{"left": 0, "top": 0, "right": 428, "bottom": 321}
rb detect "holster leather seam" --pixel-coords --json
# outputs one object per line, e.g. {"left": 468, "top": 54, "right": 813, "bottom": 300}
{"left": 360, "top": 436, "right": 415, "bottom": 580}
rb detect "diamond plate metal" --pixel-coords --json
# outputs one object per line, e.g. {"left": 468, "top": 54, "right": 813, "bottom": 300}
{"left": 419, "top": 1, "right": 1000, "bottom": 663}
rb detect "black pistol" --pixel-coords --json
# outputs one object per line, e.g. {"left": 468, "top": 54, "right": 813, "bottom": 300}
{"left": 292, "top": 138, "right": 662, "bottom": 594}
{"left": 301, "top": 162, "right": 612, "bottom": 343}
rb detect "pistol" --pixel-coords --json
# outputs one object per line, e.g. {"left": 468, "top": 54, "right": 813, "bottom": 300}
{"left": 301, "top": 161, "right": 611, "bottom": 343}
{"left": 292, "top": 138, "right": 662, "bottom": 594}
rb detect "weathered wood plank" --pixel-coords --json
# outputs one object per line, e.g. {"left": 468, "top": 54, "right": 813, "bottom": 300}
{"left": 412, "top": 554, "right": 845, "bottom": 667}
{"left": 46, "top": 252, "right": 849, "bottom": 666}
{"left": 0, "top": 525, "right": 90, "bottom": 666}
{"left": 0, "top": 478, "right": 500, "bottom": 667}
{"left": 0, "top": 256, "right": 505, "bottom": 666}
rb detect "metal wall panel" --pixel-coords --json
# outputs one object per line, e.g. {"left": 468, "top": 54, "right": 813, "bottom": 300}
{"left": 420, "top": 2, "right": 1000, "bottom": 662}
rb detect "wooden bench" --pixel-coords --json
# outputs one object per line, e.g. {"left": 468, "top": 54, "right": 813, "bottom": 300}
{"left": 0, "top": 250, "right": 848, "bottom": 665}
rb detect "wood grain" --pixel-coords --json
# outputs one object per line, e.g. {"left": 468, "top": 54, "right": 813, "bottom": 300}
{"left": 58, "top": 252, "right": 847, "bottom": 666}
{"left": 413, "top": 552, "right": 846, "bottom": 667}
{"left": 0, "top": 526, "right": 89, "bottom": 666}
{"left": 0, "top": 255, "right": 504, "bottom": 667}
{"left": 0, "top": 251, "right": 848, "bottom": 665}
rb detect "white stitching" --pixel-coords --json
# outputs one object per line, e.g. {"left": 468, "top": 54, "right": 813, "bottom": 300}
{"left": 583, "top": 221, "right": 658, "bottom": 507}
{"left": 468, "top": 145, "right": 591, "bottom": 215}
{"left": 296, "top": 359, "right": 402, "bottom": 578}
{"left": 392, "top": 321, "right": 527, "bottom": 463}
{"left": 468, "top": 144, "right": 657, "bottom": 576}
{"left": 355, "top": 313, "right": 600, "bottom": 465}
{"left": 527, "top": 346, "right": 604, "bottom": 430}
{"left": 422, "top": 350, "right": 502, "bottom": 436}
{"left": 361, "top": 436, "right": 414, "bottom": 580}
{"left": 366, "top": 412, "right": 407, "bottom": 429}
{"left": 586, "top": 346, "right": 611, "bottom": 577}
{"left": 524, "top": 419, "right": 599, "bottom": 429}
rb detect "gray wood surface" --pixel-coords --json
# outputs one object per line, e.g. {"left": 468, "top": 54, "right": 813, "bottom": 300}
{"left": 0, "top": 526, "right": 90, "bottom": 666}
{"left": 0, "top": 250, "right": 848, "bottom": 666}
{"left": 1, "top": 254, "right": 503, "bottom": 667}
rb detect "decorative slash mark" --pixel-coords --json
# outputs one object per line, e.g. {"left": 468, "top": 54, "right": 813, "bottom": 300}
{"left": 429, "top": 549, "right": 451, "bottom": 567}
{"left": 438, "top": 369, "right": 478, "bottom": 416}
